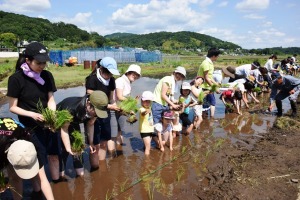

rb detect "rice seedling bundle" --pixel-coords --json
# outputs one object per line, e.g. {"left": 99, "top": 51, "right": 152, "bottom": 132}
{"left": 55, "top": 110, "right": 73, "bottom": 130}
{"left": 126, "top": 114, "right": 138, "bottom": 124}
{"left": 221, "top": 83, "right": 230, "bottom": 88}
{"left": 252, "top": 87, "right": 262, "bottom": 93}
{"left": 118, "top": 97, "right": 139, "bottom": 114}
{"left": 179, "top": 97, "right": 185, "bottom": 104}
{"left": 37, "top": 101, "right": 56, "bottom": 131}
{"left": 198, "top": 91, "right": 205, "bottom": 105}
{"left": 210, "top": 84, "right": 219, "bottom": 92}
{"left": 37, "top": 101, "right": 73, "bottom": 132}
{"left": 71, "top": 130, "right": 85, "bottom": 154}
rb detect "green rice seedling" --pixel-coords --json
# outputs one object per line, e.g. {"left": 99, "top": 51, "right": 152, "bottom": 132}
{"left": 54, "top": 109, "right": 73, "bottom": 129}
{"left": 198, "top": 91, "right": 205, "bottom": 105}
{"left": 118, "top": 178, "right": 129, "bottom": 192}
{"left": 178, "top": 96, "right": 185, "bottom": 104}
{"left": 71, "top": 130, "right": 85, "bottom": 154}
{"left": 252, "top": 87, "right": 261, "bottom": 93}
{"left": 176, "top": 166, "right": 185, "bottom": 181}
{"left": 221, "top": 83, "right": 231, "bottom": 88}
{"left": 145, "top": 181, "right": 154, "bottom": 200}
{"left": 126, "top": 113, "right": 138, "bottom": 124}
{"left": 37, "top": 101, "right": 56, "bottom": 132}
{"left": 118, "top": 96, "right": 139, "bottom": 114}
{"left": 210, "top": 84, "right": 219, "bottom": 92}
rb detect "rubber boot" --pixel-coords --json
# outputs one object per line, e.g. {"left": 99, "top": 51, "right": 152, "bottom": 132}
{"left": 275, "top": 100, "right": 282, "bottom": 117}
{"left": 290, "top": 100, "right": 297, "bottom": 118}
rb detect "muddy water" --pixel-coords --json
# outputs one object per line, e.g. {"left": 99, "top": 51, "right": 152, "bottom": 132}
{"left": 0, "top": 77, "right": 289, "bottom": 199}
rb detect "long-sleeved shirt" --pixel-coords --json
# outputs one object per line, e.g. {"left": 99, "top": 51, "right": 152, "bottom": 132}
{"left": 270, "top": 75, "right": 300, "bottom": 100}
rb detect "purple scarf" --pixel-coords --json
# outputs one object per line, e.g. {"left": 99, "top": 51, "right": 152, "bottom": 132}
{"left": 20, "top": 63, "right": 45, "bottom": 85}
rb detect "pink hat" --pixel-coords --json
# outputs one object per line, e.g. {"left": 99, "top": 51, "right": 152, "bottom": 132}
{"left": 162, "top": 111, "right": 174, "bottom": 119}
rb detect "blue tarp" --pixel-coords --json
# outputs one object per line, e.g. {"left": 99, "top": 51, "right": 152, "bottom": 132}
{"left": 49, "top": 49, "right": 162, "bottom": 65}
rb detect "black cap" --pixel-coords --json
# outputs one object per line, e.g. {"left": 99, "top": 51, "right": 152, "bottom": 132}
{"left": 24, "top": 42, "right": 50, "bottom": 62}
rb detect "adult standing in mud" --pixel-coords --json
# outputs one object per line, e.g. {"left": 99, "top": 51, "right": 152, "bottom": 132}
{"left": 6, "top": 42, "right": 55, "bottom": 199}
{"left": 85, "top": 57, "right": 120, "bottom": 170}
{"left": 108, "top": 64, "right": 141, "bottom": 154}
{"left": 269, "top": 75, "right": 300, "bottom": 117}
{"left": 56, "top": 91, "right": 109, "bottom": 178}
{"left": 197, "top": 48, "right": 221, "bottom": 118}
{"left": 152, "top": 66, "right": 186, "bottom": 125}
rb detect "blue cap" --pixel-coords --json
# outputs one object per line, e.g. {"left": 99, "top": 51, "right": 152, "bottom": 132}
{"left": 100, "top": 57, "right": 120, "bottom": 75}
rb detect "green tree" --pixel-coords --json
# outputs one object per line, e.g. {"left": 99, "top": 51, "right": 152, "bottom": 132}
{"left": 0, "top": 32, "right": 18, "bottom": 47}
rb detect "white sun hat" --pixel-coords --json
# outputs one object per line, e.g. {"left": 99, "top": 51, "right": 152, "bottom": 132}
{"left": 126, "top": 64, "right": 141, "bottom": 76}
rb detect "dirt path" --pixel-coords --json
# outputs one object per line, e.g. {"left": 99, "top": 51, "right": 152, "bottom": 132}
{"left": 193, "top": 110, "right": 300, "bottom": 199}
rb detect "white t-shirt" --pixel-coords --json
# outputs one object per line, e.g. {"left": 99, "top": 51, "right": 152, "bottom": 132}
{"left": 115, "top": 74, "right": 131, "bottom": 101}
{"left": 249, "top": 69, "right": 261, "bottom": 81}
{"left": 154, "top": 123, "right": 173, "bottom": 134}
{"left": 264, "top": 59, "right": 274, "bottom": 72}
{"left": 235, "top": 64, "right": 252, "bottom": 77}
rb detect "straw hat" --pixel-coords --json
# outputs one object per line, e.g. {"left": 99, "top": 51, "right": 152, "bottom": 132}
{"left": 222, "top": 66, "right": 236, "bottom": 78}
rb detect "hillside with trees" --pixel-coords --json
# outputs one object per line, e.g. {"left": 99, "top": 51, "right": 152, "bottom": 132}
{"left": 0, "top": 10, "right": 299, "bottom": 55}
{"left": 105, "top": 31, "right": 241, "bottom": 53}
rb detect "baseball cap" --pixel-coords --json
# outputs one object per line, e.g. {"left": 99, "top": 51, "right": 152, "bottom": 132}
{"left": 181, "top": 82, "right": 191, "bottom": 90}
{"left": 89, "top": 91, "right": 109, "bottom": 118}
{"left": 23, "top": 42, "right": 50, "bottom": 62}
{"left": 162, "top": 111, "right": 175, "bottom": 120}
{"left": 126, "top": 64, "right": 141, "bottom": 76}
{"left": 174, "top": 66, "right": 186, "bottom": 77}
{"left": 141, "top": 91, "right": 154, "bottom": 101}
{"left": 99, "top": 57, "right": 120, "bottom": 75}
{"left": 7, "top": 140, "right": 39, "bottom": 179}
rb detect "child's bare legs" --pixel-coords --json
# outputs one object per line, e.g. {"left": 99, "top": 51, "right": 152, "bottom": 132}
{"left": 186, "top": 124, "right": 194, "bottom": 135}
{"left": 75, "top": 168, "right": 84, "bottom": 177}
{"left": 163, "top": 132, "right": 173, "bottom": 151}
{"left": 194, "top": 115, "right": 203, "bottom": 129}
{"left": 116, "top": 130, "right": 123, "bottom": 145}
{"left": 169, "top": 132, "right": 173, "bottom": 151}
{"left": 172, "top": 131, "right": 176, "bottom": 138}
{"left": 152, "top": 136, "right": 160, "bottom": 149}
{"left": 142, "top": 136, "right": 151, "bottom": 155}
{"left": 210, "top": 105, "right": 215, "bottom": 118}
{"left": 107, "top": 138, "right": 116, "bottom": 152}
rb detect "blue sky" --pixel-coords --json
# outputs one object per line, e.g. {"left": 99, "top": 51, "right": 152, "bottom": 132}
{"left": 1, "top": 0, "right": 299, "bottom": 49}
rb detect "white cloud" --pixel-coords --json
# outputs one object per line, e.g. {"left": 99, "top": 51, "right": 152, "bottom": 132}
{"left": 198, "top": 26, "right": 292, "bottom": 49}
{"left": 51, "top": 12, "right": 92, "bottom": 28}
{"left": 199, "top": 28, "right": 246, "bottom": 46}
{"left": 262, "top": 21, "right": 272, "bottom": 27}
{"left": 244, "top": 14, "right": 265, "bottom": 19}
{"left": 236, "top": 0, "right": 269, "bottom": 11}
{"left": 217, "top": 1, "right": 228, "bottom": 7}
{"left": 199, "top": 0, "right": 214, "bottom": 7}
{"left": 105, "top": 0, "right": 210, "bottom": 35}
{"left": 0, "top": 0, "right": 51, "bottom": 13}
{"left": 259, "top": 28, "right": 285, "bottom": 37}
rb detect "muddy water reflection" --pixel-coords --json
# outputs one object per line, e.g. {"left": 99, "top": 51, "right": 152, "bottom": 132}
{"left": 0, "top": 77, "right": 284, "bottom": 199}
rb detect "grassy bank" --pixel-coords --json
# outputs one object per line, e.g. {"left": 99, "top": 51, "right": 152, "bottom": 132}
{"left": 0, "top": 55, "right": 282, "bottom": 89}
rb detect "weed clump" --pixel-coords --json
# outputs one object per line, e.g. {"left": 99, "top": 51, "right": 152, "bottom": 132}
{"left": 274, "top": 117, "right": 300, "bottom": 130}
